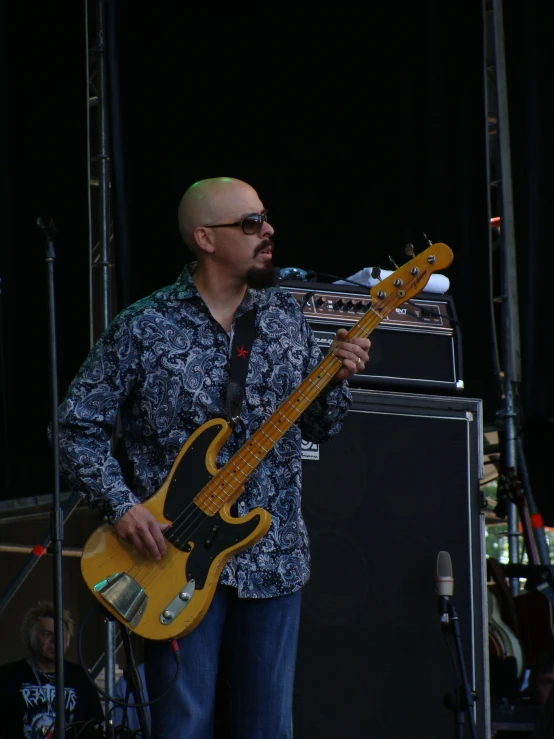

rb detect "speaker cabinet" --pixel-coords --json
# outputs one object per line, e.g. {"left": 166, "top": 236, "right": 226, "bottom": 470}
{"left": 293, "top": 389, "right": 488, "bottom": 738}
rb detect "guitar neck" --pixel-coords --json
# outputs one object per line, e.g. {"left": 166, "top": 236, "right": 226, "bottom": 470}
{"left": 194, "top": 243, "right": 453, "bottom": 513}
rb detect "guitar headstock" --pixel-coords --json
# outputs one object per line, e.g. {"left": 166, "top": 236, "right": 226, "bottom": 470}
{"left": 369, "top": 242, "right": 454, "bottom": 306}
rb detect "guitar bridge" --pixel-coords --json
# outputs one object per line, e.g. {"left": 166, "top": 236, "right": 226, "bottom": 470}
{"left": 94, "top": 572, "right": 148, "bottom": 628}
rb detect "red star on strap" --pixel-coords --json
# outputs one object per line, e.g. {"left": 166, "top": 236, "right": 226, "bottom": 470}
{"left": 236, "top": 345, "right": 249, "bottom": 359}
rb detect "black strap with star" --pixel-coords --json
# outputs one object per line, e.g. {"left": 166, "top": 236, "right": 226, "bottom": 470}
{"left": 226, "top": 308, "right": 256, "bottom": 426}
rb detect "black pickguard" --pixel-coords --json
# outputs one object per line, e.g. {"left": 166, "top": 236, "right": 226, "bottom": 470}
{"left": 163, "top": 422, "right": 262, "bottom": 589}
{"left": 184, "top": 510, "right": 261, "bottom": 589}
{"left": 163, "top": 423, "right": 222, "bottom": 524}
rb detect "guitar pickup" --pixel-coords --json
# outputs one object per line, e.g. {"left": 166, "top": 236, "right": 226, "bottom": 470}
{"left": 204, "top": 522, "right": 221, "bottom": 548}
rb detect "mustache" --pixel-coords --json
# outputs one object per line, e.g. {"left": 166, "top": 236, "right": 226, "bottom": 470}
{"left": 254, "top": 239, "right": 275, "bottom": 257}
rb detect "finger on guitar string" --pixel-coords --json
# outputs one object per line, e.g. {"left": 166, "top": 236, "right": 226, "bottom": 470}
{"left": 329, "top": 329, "right": 371, "bottom": 383}
{"left": 127, "top": 503, "right": 206, "bottom": 583}
{"left": 333, "top": 339, "right": 370, "bottom": 368}
{"left": 114, "top": 504, "right": 170, "bottom": 560}
{"left": 125, "top": 542, "right": 177, "bottom": 585}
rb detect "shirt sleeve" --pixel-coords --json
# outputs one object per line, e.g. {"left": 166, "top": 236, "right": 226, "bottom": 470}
{"left": 57, "top": 313, "right": 142, "bottom": 524}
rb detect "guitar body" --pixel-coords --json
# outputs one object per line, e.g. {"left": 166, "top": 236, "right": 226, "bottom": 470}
{"left": 81, "top": 418, "right": 271, "bottom": 640}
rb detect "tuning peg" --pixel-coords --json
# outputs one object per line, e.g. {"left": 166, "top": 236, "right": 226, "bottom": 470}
{"left": 389, "top": 256, "right": 400, "bottom": 270}
{"left": 371, "top": 266, "right": 381, "bottom": 281}
{"left": 404, "top": 243, "right": 415, "bottom": 258}
{"left": 423, "top": 232, "right": 433, "bottom": 246}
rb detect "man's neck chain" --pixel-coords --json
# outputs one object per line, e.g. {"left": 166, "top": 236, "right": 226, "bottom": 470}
{"left": 30, "top": 659, "right": 55, "bottom": 685}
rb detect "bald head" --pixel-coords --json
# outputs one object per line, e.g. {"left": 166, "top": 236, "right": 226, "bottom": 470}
{"left": 177, "top": 177, "right": 260, "bottom": 251}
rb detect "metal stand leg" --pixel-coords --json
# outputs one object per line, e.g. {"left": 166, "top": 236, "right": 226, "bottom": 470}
{"left": 119, "top": 625, "right": 151, "bottom": 739}
{"left": 443, "top": 602, "right": 479, "bottom": 739}
{"left": 104, "top": 617, "right": 117, "bottom": 737}
{"left": 100, "top": 615, "right": 150, "bottom": 739}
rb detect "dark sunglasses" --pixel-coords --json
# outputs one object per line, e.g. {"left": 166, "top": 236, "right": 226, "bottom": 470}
{"left": 204, "top": 209, "right": 269, "bottom": 235}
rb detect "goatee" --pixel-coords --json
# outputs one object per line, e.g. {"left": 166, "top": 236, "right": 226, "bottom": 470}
{"left": 245, "top": 263, "right": 280, "bottom": 289}
{"left": 246, "top": 240, "right": 279, "bottom": 288}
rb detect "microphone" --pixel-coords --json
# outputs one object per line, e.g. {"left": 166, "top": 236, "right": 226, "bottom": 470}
{"left": 435, "top": 551, "right": 454, "bottom": 624}
{"left": 36, "top": 216, "right": 57, "bottom": 242}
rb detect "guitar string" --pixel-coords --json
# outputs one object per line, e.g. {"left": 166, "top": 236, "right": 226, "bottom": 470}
{"left": 122, "top": 262, "right": 440, "bottom": 589}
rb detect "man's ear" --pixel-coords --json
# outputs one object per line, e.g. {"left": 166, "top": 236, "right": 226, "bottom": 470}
{"left": 193, "top": 226, "right": 215, "bottom": 254}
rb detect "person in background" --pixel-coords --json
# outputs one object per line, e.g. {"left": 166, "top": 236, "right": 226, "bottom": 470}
{"left": 0, "top": 599, "right": 104, "bottom": 738}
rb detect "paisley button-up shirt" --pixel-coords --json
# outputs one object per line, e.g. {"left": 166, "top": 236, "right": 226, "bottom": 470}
{"left": 57, "top": 265, "right": 352, "bottom": 597}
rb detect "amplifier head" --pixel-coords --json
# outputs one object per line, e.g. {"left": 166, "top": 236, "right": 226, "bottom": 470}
{"left": 279, "top": 281, "right": 463, "bottom": 393}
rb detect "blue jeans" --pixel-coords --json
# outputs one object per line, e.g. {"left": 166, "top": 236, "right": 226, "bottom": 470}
{"left": 144, "top": 585, "right": 302, "bottom": 739}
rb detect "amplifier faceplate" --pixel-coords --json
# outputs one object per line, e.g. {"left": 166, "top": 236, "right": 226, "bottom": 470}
{"left": 279, "top": 280, "right": 463, "bottom": 392}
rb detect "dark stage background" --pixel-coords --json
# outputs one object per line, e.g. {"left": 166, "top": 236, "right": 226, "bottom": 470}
{"left": 1, "top": 7, "right": 553, "bottom": 523}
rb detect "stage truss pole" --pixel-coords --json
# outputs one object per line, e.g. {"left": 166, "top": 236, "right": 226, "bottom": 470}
{"left": 85, "top": 0, "right": 117, "bottom": 727}
{"left": 86, "top": 0, "right": 115, "bottom": 347}
{"left": 483, "top": 0, "right": 522, "bottom": 593}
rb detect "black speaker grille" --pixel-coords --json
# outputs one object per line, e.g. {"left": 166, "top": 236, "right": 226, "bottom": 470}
{"left": 294, "top": 389, "right": 486, "bottom": 738}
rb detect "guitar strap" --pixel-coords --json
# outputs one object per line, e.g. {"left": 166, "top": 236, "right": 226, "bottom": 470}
{"left": 226, "top": 308, "right": 256, "bottom": 426}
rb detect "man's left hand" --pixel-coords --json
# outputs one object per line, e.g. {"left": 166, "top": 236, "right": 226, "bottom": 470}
{"left": 330, "top": 329, "right": 371, "bottom": 384}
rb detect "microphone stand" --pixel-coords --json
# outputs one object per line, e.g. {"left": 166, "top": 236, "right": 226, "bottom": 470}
{"left": 442, "top": 602, "right": 478, "bottom": 739}
{"left": 38, "top": 216, "right": 66, "bottom": 739}
{"left": 118, "top": 623, "right": 151, "bottom": 739}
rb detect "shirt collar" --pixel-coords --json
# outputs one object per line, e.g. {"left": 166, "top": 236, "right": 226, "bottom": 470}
{"left": 174, "top": 263, "right": 273, "bottom": 315}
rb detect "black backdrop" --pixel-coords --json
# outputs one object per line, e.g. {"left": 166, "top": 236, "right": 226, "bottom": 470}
{"left": 1, "top": 4, "right": 553, "bottom": 509}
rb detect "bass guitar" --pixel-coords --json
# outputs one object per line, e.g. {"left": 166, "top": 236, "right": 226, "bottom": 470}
{"left": 81, "top": 242, "right": 454, "bottom": 640}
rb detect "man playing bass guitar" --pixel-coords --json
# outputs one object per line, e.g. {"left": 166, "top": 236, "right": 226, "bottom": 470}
{"left": 57, "top": 177, "right": 370, "bottom": 739}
